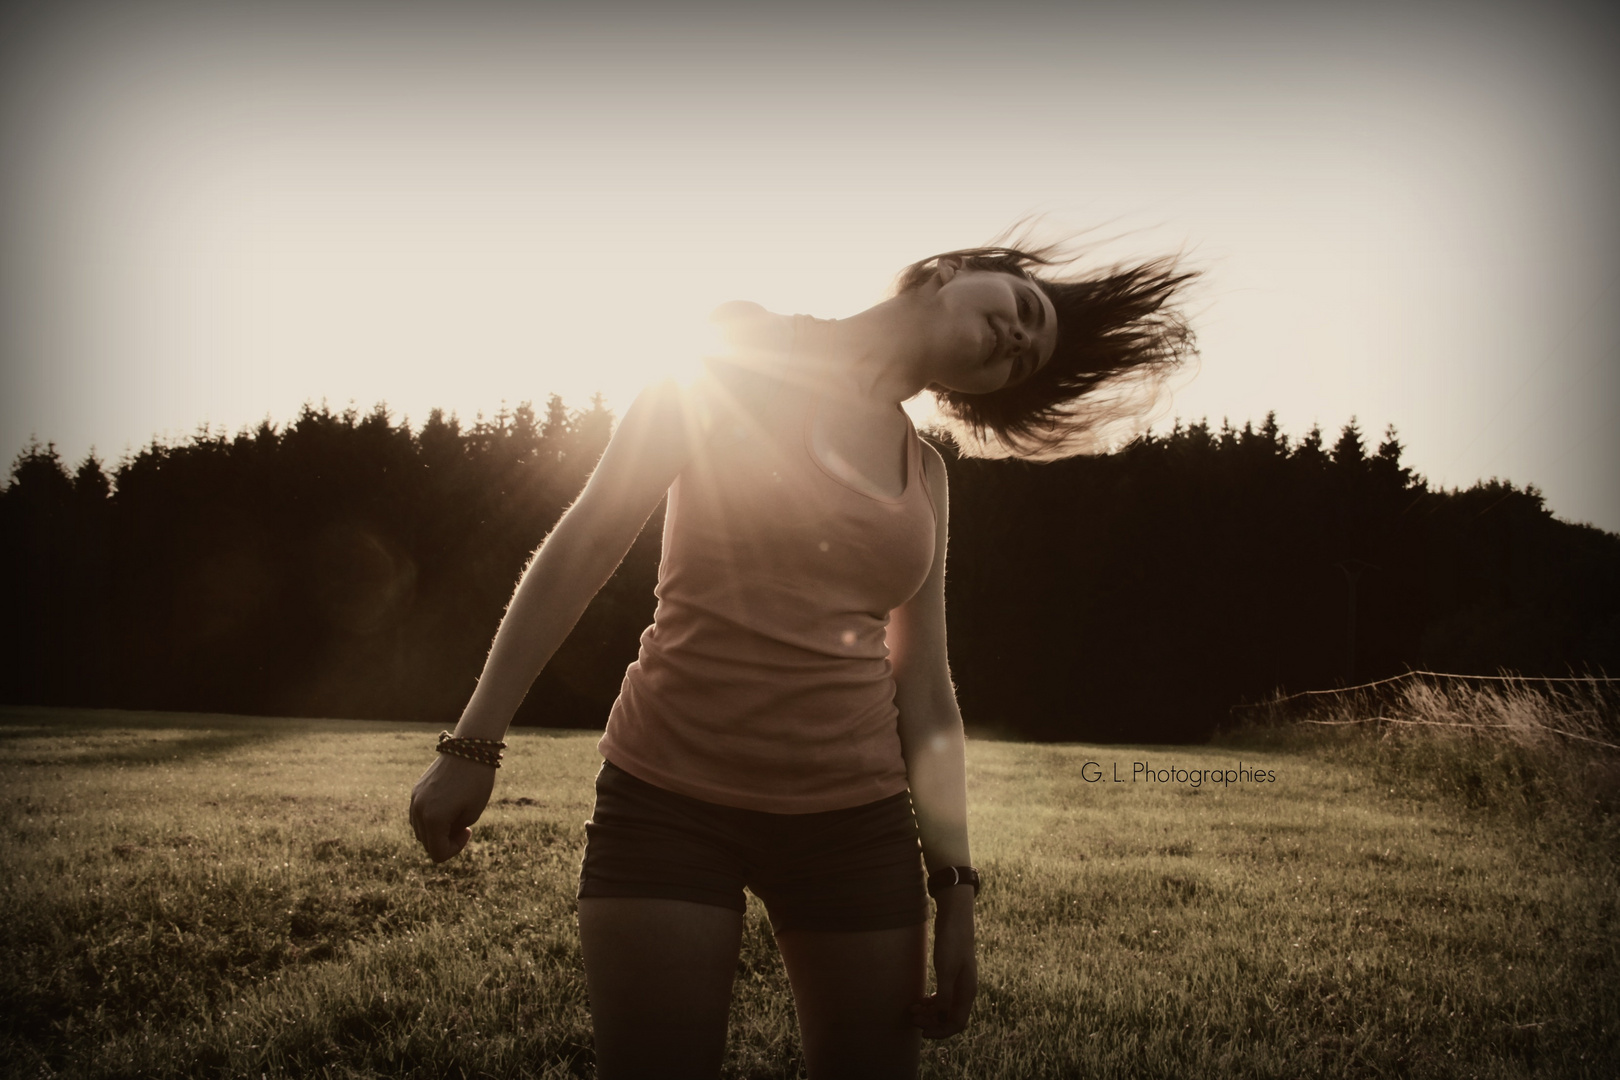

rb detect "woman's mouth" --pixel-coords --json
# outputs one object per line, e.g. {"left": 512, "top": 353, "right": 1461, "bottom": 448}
{"left": 986, "top": 321, "right": 1006, "bottom": 366}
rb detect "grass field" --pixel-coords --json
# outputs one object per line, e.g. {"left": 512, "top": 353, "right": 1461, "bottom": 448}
{"left": 2, "top": 705, "right": 1616, "bottom": 1079}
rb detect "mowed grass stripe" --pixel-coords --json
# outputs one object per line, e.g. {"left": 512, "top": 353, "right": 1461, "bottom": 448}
{"left": 1, "top": 706, "right": 1614, "bottom": 1079}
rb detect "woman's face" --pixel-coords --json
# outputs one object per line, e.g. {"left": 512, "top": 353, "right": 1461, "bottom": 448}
{"left": 925, "top": 263, "right": 1059, "bottom": 395}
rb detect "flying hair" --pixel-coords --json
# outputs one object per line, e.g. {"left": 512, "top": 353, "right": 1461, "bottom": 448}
{"left": 897, "top": 227, "right": 1200, "bottom": 459}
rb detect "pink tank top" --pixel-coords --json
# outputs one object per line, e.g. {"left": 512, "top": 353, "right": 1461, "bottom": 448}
{"left": 597, "top": 346, "right": 938, "bottom": 812}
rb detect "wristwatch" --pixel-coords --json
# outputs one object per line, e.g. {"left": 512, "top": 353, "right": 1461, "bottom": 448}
{"left": 926, "top": 865, "right": 981, "bottom": 898}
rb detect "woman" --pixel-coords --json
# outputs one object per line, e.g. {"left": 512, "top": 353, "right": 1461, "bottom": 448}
{"left": 410, "top": 237, "right": 1196, "bottom": 1078}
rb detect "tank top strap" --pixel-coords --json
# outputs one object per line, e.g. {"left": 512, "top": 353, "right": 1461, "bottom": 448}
{"left": 905, "top": 411, "right": 939, "bottom": 525}
{"left": 902, "top": 406, "right": 920, "bottom": 484}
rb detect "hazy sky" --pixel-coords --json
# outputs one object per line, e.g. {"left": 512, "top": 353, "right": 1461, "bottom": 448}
{"left": 3, "top": 0, "right": 1617, "bottom": 530}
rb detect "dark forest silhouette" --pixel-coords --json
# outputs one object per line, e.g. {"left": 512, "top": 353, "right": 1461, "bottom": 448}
{"left": 4, "top": 398, "right": 1616, "bottom": 742}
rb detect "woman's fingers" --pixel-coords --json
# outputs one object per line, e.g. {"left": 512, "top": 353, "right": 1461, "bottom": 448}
{"left": 421, "top": 819, "right": 462, "bottom": 863}
{"left": 417, "top": 797, "right": 477, "bottom": 862}
{"left": 408, "top": 754, "right": 495, "bottom": 863}
{"left": 908, "top": 995, "right": 941, "bottom": 1034}
{"left": 907, "top": 977, "right": 965, "bottom": 1036}
{"left": 424, "top": 823, "right": 470, "bottom": 864}
{"left": 909, "top": 992, "right": 967, "bottom": 1039}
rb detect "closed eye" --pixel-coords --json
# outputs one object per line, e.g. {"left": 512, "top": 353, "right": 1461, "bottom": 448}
{"left": 1020, "top": 285, "right": 1047, "bottom": 331}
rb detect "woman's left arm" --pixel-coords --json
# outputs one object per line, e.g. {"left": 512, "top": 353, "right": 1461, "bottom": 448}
{"left": 890, "top": 440, "right": 977, "bottom": 1040}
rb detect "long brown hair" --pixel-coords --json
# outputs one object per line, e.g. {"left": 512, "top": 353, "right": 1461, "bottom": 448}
{"left": 897, "top": 235, "right": 1199, "bottom": 459}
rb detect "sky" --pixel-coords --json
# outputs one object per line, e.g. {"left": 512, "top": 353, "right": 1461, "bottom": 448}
{"left": 2, "top": 0, "right": 1617, "bottom": 531}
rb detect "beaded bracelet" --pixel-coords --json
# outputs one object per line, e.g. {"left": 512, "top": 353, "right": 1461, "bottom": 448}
{"left": 436, "top": 731, "right": 506, "bottom": 768}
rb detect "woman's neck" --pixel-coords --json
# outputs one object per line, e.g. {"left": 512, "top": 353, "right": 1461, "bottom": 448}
{"left": 792, "top": 296, "right": 932, "bottom": 406}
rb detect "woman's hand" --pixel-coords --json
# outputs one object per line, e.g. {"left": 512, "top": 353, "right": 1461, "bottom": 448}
{"left": 910, "top": 886, "right": 977, "bottom": 1038}
{"left": 409, "top": 752, "right": 497, "bottom": 863}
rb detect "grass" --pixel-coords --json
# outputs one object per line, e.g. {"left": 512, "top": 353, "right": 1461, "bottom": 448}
{"left": 1228, "top": 673, "right": 1620, "bottom": 832}
{"left": 1, "top": 702, "right": 1616, "bottom": 1079}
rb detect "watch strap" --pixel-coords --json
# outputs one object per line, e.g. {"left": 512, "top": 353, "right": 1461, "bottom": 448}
{"left": 926, "top": 865, "right": 981, "bottom": 898}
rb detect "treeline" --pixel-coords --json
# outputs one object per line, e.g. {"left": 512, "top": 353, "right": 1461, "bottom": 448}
{"left": 3, "top": 401, "right": 1616, "bottom": 742}
{"left": 0, "top": 397, "right": 636, "bottom": 729}
{"left": 943, "top": 417, "right": 1619, "bottom": 740}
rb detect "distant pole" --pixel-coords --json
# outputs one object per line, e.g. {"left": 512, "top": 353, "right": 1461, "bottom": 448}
{"left": 1334, "top": 559, "right": 1379, "bottom": 683}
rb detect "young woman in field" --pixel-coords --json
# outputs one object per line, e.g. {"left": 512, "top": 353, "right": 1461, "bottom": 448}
{"left": 409, "top": 235, "right": 1196, "bottom": 1078}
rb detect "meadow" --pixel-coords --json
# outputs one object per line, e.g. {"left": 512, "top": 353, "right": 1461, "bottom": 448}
{"left": 1, "top": 703, "right": 1616, "bottom": 1079}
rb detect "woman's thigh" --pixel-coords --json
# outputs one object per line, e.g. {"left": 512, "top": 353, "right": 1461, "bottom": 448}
{"left": 578, "top": 896, "right": 744, "bottom": 1080}
{"left": 774, "top": 922, "right": 927, "bottom": 1080}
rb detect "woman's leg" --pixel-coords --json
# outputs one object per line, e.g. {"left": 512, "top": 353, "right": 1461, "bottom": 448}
{"left": 578, "top": 897, "right": 745, "bottom": 1079}
{"left": 774, "top": 922, "right": 928, "bottom": 1079}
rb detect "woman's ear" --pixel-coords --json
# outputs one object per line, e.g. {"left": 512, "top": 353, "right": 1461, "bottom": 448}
{"left": 935, "top": 256, "right": 963, "bottom": 287}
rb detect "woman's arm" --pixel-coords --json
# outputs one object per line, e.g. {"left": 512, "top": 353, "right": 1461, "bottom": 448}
{"left": 410, "top": 379, "right": 706, "bottom": 862}
{"left": 889, "top": 440, "right": 977, "bottom": 1039}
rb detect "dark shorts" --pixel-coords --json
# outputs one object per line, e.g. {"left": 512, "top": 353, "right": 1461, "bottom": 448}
{"left": 577, "top": 760, "right": 929, "bottom": 934}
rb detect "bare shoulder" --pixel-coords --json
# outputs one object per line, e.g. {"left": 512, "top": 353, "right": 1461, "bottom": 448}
{"left": 622, "top": 377, "right": 695, "bottom": 433}
{"left": 708, "top": 300, "right": 788, "bottom": 353}
{"left": 703, "top": 301, "right": 797, "bottom": 406}
{"left": 617, "top": 377, "right": 721, "bottom": 459}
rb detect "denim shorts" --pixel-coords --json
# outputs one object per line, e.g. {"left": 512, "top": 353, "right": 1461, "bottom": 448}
{"left": 577, "top": 760, "right": 930, "bottom": 934}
